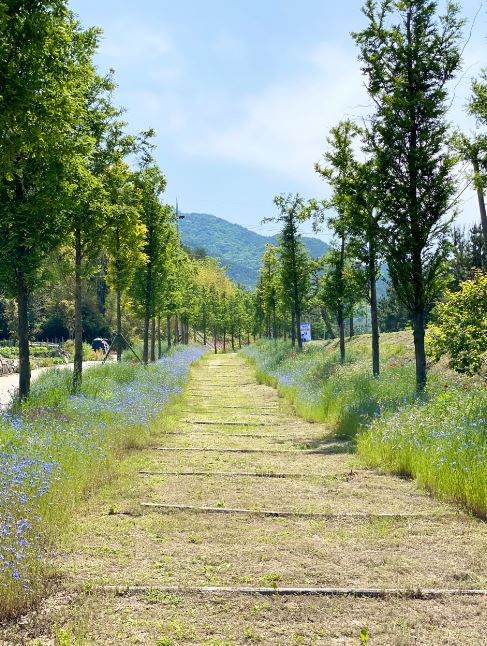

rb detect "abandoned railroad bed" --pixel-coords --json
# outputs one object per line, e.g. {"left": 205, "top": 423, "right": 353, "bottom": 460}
{"left": 26, "top": 354, "right": 487, "bottom": 644}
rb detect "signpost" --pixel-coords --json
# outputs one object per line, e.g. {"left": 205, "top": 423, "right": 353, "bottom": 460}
{"left": 300, "top": 322, "right": 311, "bottom": 343}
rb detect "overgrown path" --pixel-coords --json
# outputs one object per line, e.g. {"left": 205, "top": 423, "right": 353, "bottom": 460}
{"left": 20, "top": 354, "right": 487, "bottom": 644}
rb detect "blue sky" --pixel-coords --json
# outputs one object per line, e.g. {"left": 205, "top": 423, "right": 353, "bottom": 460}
{"left": 70, "top": 0, "right": 486, "bottom": 240}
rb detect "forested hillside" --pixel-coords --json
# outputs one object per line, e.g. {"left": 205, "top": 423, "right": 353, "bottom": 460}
{"left": 179, "top": 212, "right": 328, "bottom": 286}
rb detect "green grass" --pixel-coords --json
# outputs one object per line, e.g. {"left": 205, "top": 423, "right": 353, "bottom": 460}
{"left": 243, "top": 333, "right": 487, "bottom": 517}
{"left": 0, "top": 345, "right": 206, "bottom": 618}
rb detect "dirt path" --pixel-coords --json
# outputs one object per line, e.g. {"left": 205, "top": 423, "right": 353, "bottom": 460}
{"left": 8, "top": 353, "right": 487, "bottom": 645}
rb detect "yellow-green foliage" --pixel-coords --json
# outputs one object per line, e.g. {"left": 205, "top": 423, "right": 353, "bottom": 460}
{"left": 428, "top": 271, "right": 487, "bottom": 374}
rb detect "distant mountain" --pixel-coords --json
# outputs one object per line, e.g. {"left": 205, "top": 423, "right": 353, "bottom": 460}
{"left": 179, "top": 212, "right": 329, "bottom": 287}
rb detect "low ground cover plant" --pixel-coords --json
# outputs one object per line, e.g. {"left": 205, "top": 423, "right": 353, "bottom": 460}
{"left": 243, "top": 334, "right": 487, "bottom": 517}
{"left": 0, "top": 345, "right": 206, "bottom": 617}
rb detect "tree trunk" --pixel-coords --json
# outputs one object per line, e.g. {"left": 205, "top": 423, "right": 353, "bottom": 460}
{"left": 231, "top": 326, "right": 235, "bottom": 351}
{"left": 296, "top": 307, "right": 302, "bottom": 352}
{"left": 16, "top": 274, "right": 31, "bottom": 399}
{"left": 157, "top": 316, "right": 162, "bottom": 359}
{"left": 143, "top": 308, "right": 150, "bottom": 365}
{"left": 167, "top": 316, "right": 172, "bottom": 350}
{"left": 150, "top": 318, "right": 156, "bottom": 362}
{"left": 214, "top": 327, "right": 218, "bottom": 354}
{"left": 116, "top": 285, "right": 122, "bottom": 363}
{"left": 223, "top": 329, "right": 226, "bottom": 352}
{"left": 337, "top": 308, "right": 345, "bottom": 364}
{"left": 238, "top": 332, "right": 242, "bottom": 349}
{"left": 369, "top": 239, "right": 380, "bottom": 377}
{"left": 203, "top": 309, "right": 207, "bottom": 345}
{"left": 174, "top": 318, "right": 179, "bottom": 345}
{"left": 412, "top": 309, "right": 427, "bottom": 392}
{"left": 291, "top": 310, "right": 296, "bottom": 347}
{"left": 72, "top": 227, "right": 83, "bottom": 393}
{"left": 472, "top": 155, "right": 487, "bottom": 255}
{"left": 349, "top": 315, "right": 354, "bottom": 338}
{"left": 320, "top": 307, "right": 335, "bottom": 339}
{"left": 337, "top": 234, "right": 345, "bottom": 363}
{"left": 272, "top": 303, "right": 277, "bottom": 339}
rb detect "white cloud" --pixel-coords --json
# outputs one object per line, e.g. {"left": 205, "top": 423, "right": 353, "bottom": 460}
{"left": 182, "top": 43, "right": 368, "bottom": 186}
{"left": 97, "top": 20, "right": 176, "bottom": 71}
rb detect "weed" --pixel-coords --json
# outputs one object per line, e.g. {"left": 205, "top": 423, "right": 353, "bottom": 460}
{"left": 259, "top": 573, "right": 282, "bottom": 589}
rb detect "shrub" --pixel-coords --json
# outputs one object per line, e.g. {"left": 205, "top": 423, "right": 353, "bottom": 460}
{"left": 427, "top": 271, "right": 487, "bottom": 374}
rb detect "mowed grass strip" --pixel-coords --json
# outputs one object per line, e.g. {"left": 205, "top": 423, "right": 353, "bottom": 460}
{"left": 24, "top": 351, "right": 487, "bottom": 645}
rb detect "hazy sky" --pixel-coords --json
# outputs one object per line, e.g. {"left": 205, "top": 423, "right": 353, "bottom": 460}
{"left": 69, "top": 1, "right": 486, "bottom": 240}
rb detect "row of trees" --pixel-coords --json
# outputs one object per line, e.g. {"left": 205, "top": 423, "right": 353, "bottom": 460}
{"left": 0, "top": 2, "right": 256, "bottom": 398}
{"left": 256, "top": 0, "right": 486, "bottom": 392}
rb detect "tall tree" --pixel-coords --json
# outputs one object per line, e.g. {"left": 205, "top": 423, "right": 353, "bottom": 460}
{"left": 68, "top": 73, "right": 120, "bottom": 392}
{"left": 130, "top": 164, "right": 169, "bottom": 364}
{"left": 353, "top": 0, "right": 463, "bottom": 390}
{"left": 0, "top": 2, "right": 100, "bottom": 397}
{"left": 316, "top": 121, "right": 382, "bottom": 374}
{"left": 105, "top": 160, "right": 147, "bottom": 362}
{"left": 264, "top": 194, "right": 311, "bottom": 352}
{"left": 259, "top": 244, "right": 280, "bottom": 339}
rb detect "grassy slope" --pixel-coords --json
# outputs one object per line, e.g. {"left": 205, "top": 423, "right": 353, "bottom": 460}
{"left": 243, "top": 333, "right": 487, "bottom": 517}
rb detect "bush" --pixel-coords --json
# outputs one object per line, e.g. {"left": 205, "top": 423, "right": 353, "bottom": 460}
{"left": 427, "top": 271, "right": 487, "bottom": 374}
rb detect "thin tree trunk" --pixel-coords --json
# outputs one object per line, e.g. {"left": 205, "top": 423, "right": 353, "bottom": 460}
{"left": 289, "top": 217, "right": 302, "bottom": 352}
{"left": 143, "top": 308, "right": 150, "bottom": 365}
{"left": 320, "top": 307, "right": 335, "bottom": 339}
{"left": 337, "top": 234, "right": 346, "bottom": 363}
{"left": 214, "top": 327, "right": 217, "bottom": 354}
{"left": 369, "top": 239, "right": 380, "bottom": 377}
{"left": 238, "top": 332, "right": 242, "bottom": 349}
{"left": 291, "top": 310, "right": 296, "bottom": 347}
{"left": 473, "top": 155, "right": 487, "bottom": 254}
{"left": 296, "top": 307, "right": 302, "bottom": 352}
{"left": 157, "top": 316, "right": 162, "bottom": 359}
{"left": 150, "top": 318, "right": 156, "bottom": 362}
{"left": 413, "top": 309, "right": 427, "bottom": 392}
{"left": 167, "top": 316, "right": 172, "bottom": 350}
{"left": 116, "top": 285, "right": 122, "bottom": 363}
{"left": 223, "top": 329, "right": 226, "bottom": 352}
{"left": 73, "top": 227, "right": 83, "bottom": 393}
{"left": 337, "top": 308, "right": 345, "bottom": 364}
{"left": 174, "top": 318, "right": 179, "bottom": 345}
{"left": 203, "top": 309, "right": 207, "bottom": 345}
{"left": 231, "top": 326, "right": 235, "bottom": 351}
{"left": 349, "top": 315, "right": 354, "bottom": 338}
{"left": 16, "top": 275, "right": 30, "bottom": 399}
